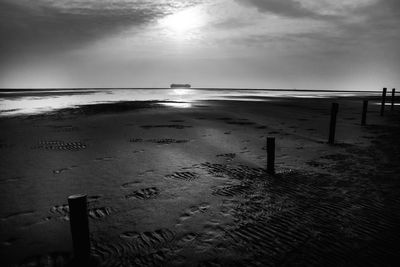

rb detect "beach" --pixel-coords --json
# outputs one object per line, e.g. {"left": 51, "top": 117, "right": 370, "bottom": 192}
{"left": 1, "top": 93, "right": 400, "bottom": 266}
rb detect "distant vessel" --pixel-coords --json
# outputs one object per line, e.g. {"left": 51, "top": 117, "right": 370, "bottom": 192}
{"left": 170, "top": 84, "right": 191, "bottom": 88}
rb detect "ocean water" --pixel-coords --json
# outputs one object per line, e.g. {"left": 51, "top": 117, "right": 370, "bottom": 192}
{"left": 0, "top": 88, "right": 380, "bottom": 116}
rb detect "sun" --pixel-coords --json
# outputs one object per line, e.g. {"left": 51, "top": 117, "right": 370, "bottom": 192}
{"left": 160, "top": 7, "right": 204, "bottom": 37}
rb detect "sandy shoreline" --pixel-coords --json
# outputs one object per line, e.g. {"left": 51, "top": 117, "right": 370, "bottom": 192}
{"left": 1, "top": 96, "right": 400, "bottom": 266}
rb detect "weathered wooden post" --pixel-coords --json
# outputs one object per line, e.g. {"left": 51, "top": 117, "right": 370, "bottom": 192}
{"left": 68, "top": 194, "right": 90, "bottom": 264}
{"left": 328, "top": 103, "right": 339, "bottom": 144}
{"left": 391, "top": 88, "right": 395, "bottom": 111}
{"left": 361, "top": 100, "right": 368, "bottom": 126}
{"left": 267, "top": 137, "right": 275, "bottom": 174}
{"left": 380, "top": 87, "right": 387, "bottom": 116}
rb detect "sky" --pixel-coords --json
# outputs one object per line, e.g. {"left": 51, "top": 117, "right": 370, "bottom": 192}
{"left": 0, "top": 0, "right": 399, "bottom": 90}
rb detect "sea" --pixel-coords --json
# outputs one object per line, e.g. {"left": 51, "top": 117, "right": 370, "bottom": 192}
{"left": 0, "top": 88, "right": 381, "bottom": 116}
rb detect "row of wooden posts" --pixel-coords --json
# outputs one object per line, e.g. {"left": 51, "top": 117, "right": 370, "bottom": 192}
{"left": 267, "top": 87, "right": 397, "bottom": 174}
{"left": 67, "top": 87, "right": 396, "bottom": 264}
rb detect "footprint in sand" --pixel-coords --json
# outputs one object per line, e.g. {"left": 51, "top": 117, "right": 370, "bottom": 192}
{"left": 48, "top": 205, "right": 112, "bottom": 220}
{"left": 33, "top": 141, "right": 87, "bottom": 151}
{"left": 48, "top": 204, "right": 70, "bottom": 220}
{"left": 125, "top": 187, "right": 160, "bottom": 200}
{"left": 48, "top": 196, "right": 112, "bottom": 221}
{"left": 176, "top": 203, "right": 210, "bottom": 226}
{"left": 165, "top": 171, "right": 200, "bottom": 181}
{"left": 88, "top": 207, "right": 113, "bottom": 219}
{"left": 17, "top": 252, "right": 71, "bottom": 267}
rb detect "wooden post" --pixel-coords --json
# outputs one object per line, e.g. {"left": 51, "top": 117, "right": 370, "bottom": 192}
{"left": 68, "top": 194, "right": 90, "bottom": 264}
{"left": 380, "top": 87, "right": 387, "bottom": 116}
{"left": 267, "top": 137, "right": 275, "bottom": 174}
{"left": 361, "top": 100, "right": 368, "bottom": 126}
{"left": 328, "top": 103, "right": 339, "bottom": 144}
{"left": 391, "top": 88, "right": 395, "bottom": 111}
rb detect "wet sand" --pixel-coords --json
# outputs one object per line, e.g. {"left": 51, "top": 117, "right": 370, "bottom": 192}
{"left": 1, "top": 96, "right": 400, "bottom": 266}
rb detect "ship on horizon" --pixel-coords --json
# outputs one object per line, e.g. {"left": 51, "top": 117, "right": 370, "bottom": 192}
{"left": 170, "top": 83, "right": 191, "bottom": 88}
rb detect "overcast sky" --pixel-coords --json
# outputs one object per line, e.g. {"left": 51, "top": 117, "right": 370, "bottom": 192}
{"left": 0, "top": 0, "right": 399, "bottom": 90}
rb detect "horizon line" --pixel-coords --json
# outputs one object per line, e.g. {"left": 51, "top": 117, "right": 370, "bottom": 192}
{"left": 0, "top": 87, "right": 383, "bottom": 93}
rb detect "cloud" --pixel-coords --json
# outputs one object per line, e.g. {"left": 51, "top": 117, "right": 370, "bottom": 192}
{"left": 1, "top": 0, "right": 399, "bottom": 90}
{"left": 234, "top": 0, "right": 389, "bottom": 21}
{"left": 332, "top": 0, "right": 400, "bottom": 48}
{"left": 234, "top": 0, "right": 324, "bottom": 19}
{"left": 0, "top": 0, "right": 199, "bottom": 59}
{"left": 233, "top": 0, "right": 400, "bottom": 51}
{"left": 355, "top": 0, "right": 400, "bottom": 27}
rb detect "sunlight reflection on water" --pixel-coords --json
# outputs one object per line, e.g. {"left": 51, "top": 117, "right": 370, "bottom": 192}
{"left": 159, "top": 102, "right": 193, "bottom": 108}
{"left": 171, "top": 89, "right": 194, "bottom": 95}
{"left": 0, "top": 89, "right": 380, "bottom": 116}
